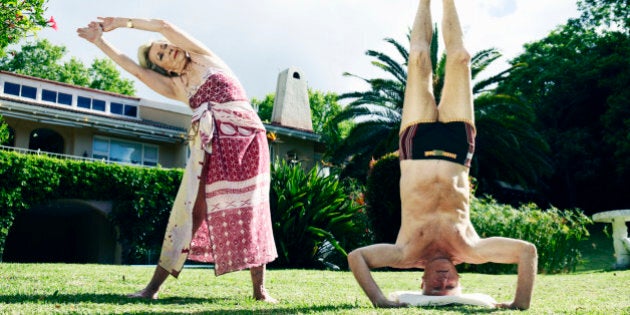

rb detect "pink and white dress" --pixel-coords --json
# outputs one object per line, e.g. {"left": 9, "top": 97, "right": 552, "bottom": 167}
{"left": 157, "top": 68, "right": 277, "bottom": 276}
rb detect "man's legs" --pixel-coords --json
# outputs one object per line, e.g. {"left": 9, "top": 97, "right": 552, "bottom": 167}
{"left": 437, "top": 0, "right": 474, "bottom": 124}
{"left": 400, "top": 0, "right": 437, "bottom": 134}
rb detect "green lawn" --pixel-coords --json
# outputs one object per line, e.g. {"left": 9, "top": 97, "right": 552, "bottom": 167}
{"left": 1, "top": 223, "right": 629, "bottom": 314}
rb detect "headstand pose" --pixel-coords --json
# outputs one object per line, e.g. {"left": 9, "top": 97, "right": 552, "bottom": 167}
{"left": 78, "top": 18, "right": 277, "bottom": 302}
{"left": 348, "top": 0, "right": 537, "bottom": 309}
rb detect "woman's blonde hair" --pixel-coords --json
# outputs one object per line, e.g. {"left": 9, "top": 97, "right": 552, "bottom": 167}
{"left": 137, "top": 39, "right": 178, "bottom": 77}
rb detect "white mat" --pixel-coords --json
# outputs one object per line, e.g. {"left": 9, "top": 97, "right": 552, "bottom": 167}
{"left": 389, "top": 291, "right": 497, "bottom": 308}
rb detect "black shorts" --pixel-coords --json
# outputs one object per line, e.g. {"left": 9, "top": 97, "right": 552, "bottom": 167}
{"left": 399, "top": 121, "right": 475, "bottom": 167}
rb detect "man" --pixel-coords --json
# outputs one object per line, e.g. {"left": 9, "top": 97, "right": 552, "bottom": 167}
{"left": 347, "top": 0, "right": 537, "bottom": 309}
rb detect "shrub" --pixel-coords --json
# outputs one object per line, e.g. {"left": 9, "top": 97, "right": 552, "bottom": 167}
{"left": 0, "top": 150, "right": 181, "bottom": 263}
{"left": 468, "top": 197, "right": 592, "bottom": 274}
{"left": 364, "top": 153, "right": 593, "bottom": 274}
{"left": 269, "top": 159, "right": 368, "bottom": 269}
{"left": 364, "top": 152, "right": 400, "bottom": 244}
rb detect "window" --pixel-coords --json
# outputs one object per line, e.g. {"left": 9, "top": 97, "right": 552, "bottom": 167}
{"left": 58, "top": 92, "right": 72, "bottom": 105}
{"left": 78, "top": 96, "right": 91, "bottom": 109}
{"left": 2, "top": 82, "right": 36, "bottom": 99}
{"left": 21, "top": 85, "right": 37, "bottom": 99}
{"left": 92, "top": 138, "right": 109, "bottom": 161}
{"left": 143, "top": 146, "right": 158, "bottom": 166}
{"left": 92, "top": 137, "right": 159, "bottom": 166}
{"left": 3, "top": 82, "right": 20, "bottom": 96}
{"left": 110, "top": 102, "right": 123, "bottom": 115}
{"left": 92, "top": 99, "right": 105, "bottom": 111}
{"left": 42, "top": 89, "right": 73, "bottom": 106}
{"left": 111, "top": 101, "right": 138, "bottom": 118}
{"left": 42, "top": 89, "right": 57, "bottom": 102}
{"left": 77, "top": 96, "right": 106, "bottom": 111}
{"left": 124, "top": 105, "right": 137, "bottom": 117}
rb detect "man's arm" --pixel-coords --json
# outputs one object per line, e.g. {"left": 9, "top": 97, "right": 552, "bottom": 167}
{"left": 472, "top": 237, "right": 538, "bottom": 310}
{"left": 347, "top": 244, "right": 408, "bottom": 308}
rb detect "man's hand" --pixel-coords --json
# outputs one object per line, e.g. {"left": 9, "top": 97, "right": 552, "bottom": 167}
{"left": 473, "top": 237, "right": 537, "bottom": 310}
{"left": 495, "top": 301, "right": 529, "bottom": 310}
{"left": 348, "top": 244, "right": 406, "bottom": 308}
{"left": 373, "top": 297, "right": 409, "bottom": 308}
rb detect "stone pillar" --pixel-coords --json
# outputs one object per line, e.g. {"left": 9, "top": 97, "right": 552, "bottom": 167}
{"left": 271, "top": 67, "right": 313, "bottom": 131}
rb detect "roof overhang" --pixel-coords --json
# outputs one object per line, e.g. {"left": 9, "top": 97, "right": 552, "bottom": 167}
{"left": 0, "top": 96, "right": 188, "bottom": 144}
{"left": 264, "top": 124, "right": 321, "bottom": 143}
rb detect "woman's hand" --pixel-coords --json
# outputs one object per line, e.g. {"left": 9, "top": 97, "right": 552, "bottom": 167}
{"left": 77, "top": 22, "right": 102, "bottom": 44}
{"left": 97, "top": 17, "right": 119, "bottom": 32}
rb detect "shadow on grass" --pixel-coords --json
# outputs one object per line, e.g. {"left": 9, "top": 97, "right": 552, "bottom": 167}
{"left": 0, "top": 292, "right": 217, "bottom": 305}
{"left": 160, "top": 304, "right": 361, "bottom": 315}
{"left": 0, "top": 292, "right": 502, "bottom": 314}
{"left": 0, "top": 293, "right": 360, "bottom": 314}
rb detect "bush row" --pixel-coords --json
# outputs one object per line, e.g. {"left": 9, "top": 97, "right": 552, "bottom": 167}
{"left": 0, "top": 150, "right": 368, "bottom": 268}
{"left": 1, "top": 149, "right": 593, "bottom": 273}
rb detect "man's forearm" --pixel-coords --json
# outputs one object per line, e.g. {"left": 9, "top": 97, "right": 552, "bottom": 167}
{"left": 347, "top": 250, "right": 386, "bottom": 306}
{"left": 513, "top": 243, "right": 537, "bottom": 309}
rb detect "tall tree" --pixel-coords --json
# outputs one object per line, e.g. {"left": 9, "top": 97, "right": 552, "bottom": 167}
{"left": 334, "top": 30, "right": 551, "bottom": 189}
{"left": 497, "top": 1, "right": 629, "bottom": 212}
{"left": 577, "top": 0, "right": 629, "bottom": 30}
{"left": 0, "top": 39, "right": 135, "bottom": 95}
{"left": 0, "top": 0, "right": 55, "bottom": 57}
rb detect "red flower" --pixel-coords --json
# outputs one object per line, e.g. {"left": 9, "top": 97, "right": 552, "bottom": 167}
{"left": 48, "top": 16, "right": 58, "bottom": 30}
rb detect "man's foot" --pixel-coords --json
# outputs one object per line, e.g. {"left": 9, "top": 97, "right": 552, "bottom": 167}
{"left": 127, "top": 288, "right": 159, "bottom": 300}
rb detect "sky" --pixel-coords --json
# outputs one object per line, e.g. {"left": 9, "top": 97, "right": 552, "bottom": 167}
{"left": 34, "top": 0, "right": 580, "bottom": 105}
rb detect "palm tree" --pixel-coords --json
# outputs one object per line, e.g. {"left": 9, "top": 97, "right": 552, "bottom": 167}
{"left": 331, "top": 27, "right": 552, "bottom": 194}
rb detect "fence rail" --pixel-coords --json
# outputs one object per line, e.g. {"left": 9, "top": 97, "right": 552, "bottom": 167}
{"left": 0, "top": 145, "right": 151, "bottom": 168}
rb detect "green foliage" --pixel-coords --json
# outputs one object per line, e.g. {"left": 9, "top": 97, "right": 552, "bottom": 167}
{"left": 0, "top": 39, "right": 136, "bottom": 95}
{"left": 468, "top": 197, "right": 592, "bottom": 274}
{"left": 251, "top": 94, "right": 275, "bottom": 123}
{"left": 364, "top": 154, "right": 592, "bottom": 274}
{"left": 89, "top": 59, "right": 135, "bottom": 95}
{"left": 0, "top": 0, "right": 51, "bottom": 57}
{"left": 0, "top": 115, "right": 8, "bottom": 144}
{"left": 269, "top": 159, "right": 368, "bottom": 269}
{"left": 364, "top": 153, "right": 400, "bottom": 244}
{"left": 497, "top": 3, "right": 630, "bottom": 212}
{"left": 0, "top": 150, "right": 182, "bottom": 263}
{"left": 577, "top": 0, "right": 630, "bottom": 31}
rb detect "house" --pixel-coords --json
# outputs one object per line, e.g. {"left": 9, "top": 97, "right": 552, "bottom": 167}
{"left": 0, "top": 68, "right": 322, "bottom": 168}
{"left": 0, "top": 67, "right": 323, "bottom": 264}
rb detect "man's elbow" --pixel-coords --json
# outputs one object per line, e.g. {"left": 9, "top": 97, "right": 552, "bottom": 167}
{"left": 348, "top": 248, "right": 371, "bottom": 272}
{"left": 520, "top": 242, "right": 538, "bottom": 274}
{"left": 347, "top": 249, "right": 360, "bottom": 268}
{"left": 524, "top": 242, "right": 538, "bottom": 262}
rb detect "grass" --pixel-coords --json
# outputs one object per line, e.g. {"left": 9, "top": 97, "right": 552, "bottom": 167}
{"left": 1, "top": 223, "right": 629, "bottom": 314}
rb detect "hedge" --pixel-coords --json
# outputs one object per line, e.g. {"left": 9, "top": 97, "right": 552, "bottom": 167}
{"left": 0, "top": 150, "right": 181, "bottom": 263}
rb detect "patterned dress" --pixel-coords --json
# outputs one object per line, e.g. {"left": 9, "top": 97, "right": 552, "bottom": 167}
{"left": 157, "top": 68, "right": 277, "bottom": 276}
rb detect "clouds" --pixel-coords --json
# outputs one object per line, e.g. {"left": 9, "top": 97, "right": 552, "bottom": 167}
{"left": 36, "top": 0, "right": 578, "bottom": 104}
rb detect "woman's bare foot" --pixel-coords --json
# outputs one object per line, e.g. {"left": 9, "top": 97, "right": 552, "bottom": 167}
{"left": 254, "top": 289, "right": 278, "bottom": 303}
{"left": 127, "top": 288, "right": 159, "bottom": 300}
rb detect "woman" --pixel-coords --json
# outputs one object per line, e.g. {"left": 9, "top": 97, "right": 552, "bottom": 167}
{"left": 77, "top": 17, "right": 278, "bottom": 302}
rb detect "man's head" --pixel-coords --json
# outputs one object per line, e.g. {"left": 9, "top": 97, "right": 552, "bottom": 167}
{"left": 421, "top": 258, "right": 461, "bottom": 296}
